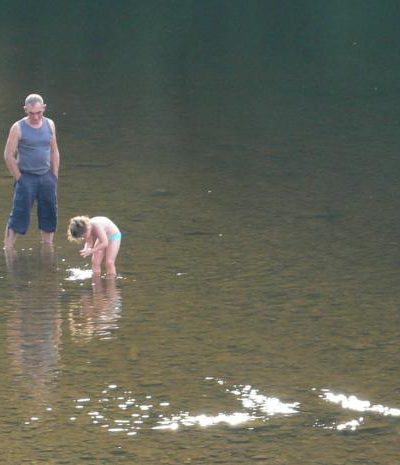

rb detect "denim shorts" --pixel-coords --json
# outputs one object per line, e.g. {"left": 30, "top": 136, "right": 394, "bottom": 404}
{"left": 8, "top": 171, "right": 58, "bottom": 235}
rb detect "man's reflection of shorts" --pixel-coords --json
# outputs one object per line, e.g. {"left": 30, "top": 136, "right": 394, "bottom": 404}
{"left": 5, "top": 245, "right": 62, "bottom": 403}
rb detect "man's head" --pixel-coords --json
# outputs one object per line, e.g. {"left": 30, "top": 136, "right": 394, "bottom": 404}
{"left": 24, "top": 93, "right": 46, "bottom": 125}
{"left": 25, "top": 93, "right": 44, "bottom": 106}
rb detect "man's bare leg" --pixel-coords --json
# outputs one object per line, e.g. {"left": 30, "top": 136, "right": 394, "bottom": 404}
{"left": 4, "top": 245, "right": 17, "bottom": 266}
{"left": 4, "top": 226, "right": 17, "bottom": 249}
{"left": 40, "top": 230, "right": 54, "bottom": 245}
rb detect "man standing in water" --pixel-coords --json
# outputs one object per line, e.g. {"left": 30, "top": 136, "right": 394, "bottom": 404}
{"left": 4, "top": 94, "right": 60, "bottom": 248}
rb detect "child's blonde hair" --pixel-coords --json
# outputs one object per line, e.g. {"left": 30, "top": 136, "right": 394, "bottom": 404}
{"left": 67, "top": 216, "right": 90, "bottom": 242}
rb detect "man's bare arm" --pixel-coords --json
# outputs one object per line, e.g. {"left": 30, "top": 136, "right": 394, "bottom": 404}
{"left": 4, "top": 123, "right": 21, "bottom": 180}
{"left": 49, "top": 119, "right": 60, "bottom": 177}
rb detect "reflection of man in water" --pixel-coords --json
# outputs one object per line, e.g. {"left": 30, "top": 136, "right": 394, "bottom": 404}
{"left": 5, "top": 245, "right": 62, "bottom": 404}
{"left": 69, "top": 275, "right": 122, "bottom": 342}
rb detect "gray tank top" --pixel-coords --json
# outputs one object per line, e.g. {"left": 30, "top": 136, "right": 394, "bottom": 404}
{"left": 18, "top": 117, "right": 53, "bottom": 175}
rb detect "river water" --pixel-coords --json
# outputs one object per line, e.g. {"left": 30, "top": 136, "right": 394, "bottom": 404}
{"left": 0, "top": 2, "right": 399, "bottom": 464}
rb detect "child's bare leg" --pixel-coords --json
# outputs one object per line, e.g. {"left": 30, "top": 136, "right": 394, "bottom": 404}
{"left": 92, "top": 248, "right": 105, "bottom": 276}
{"left": 105, "top": 239, "right": 121, "bottom": 277}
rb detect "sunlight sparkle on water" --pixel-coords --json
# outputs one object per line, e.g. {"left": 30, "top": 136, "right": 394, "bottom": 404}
{"left": 154, "top": 380, "right": 299, "bottom": 431}
{"left": 71, "top": 380, "right": 302, "bottom": 437}
{"left": 321, "top": 390, "right": 400, "bottom": 416}
{"left": 227, "top": 383, "right": 300, "bottom": 416}
{"left": 336, "top": 417, "right": 364, "bottom": 431}
{"left": 154, "top": 412, "right": 252, "bottom": 430}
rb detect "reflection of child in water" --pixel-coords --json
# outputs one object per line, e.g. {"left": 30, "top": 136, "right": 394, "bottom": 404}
{"left": 67, "top": 216, "right": 121, "bottom": 277}
{"left": 69, "top": 276, "right": 122, "bottom": 342}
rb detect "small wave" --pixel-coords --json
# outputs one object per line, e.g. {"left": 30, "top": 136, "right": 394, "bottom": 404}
{"left": 65, "top": 268, "right": 93, "bottom": 281}
{"left": 154, "top": 380, "right": 299, "bottom": 431}
{"left": 228, "top": 383, "right": 300, "bottom": 416}
{"left": 154, "top": 412, "right": 253, "bottom": 430}
{"left": 320, "top": 390, "right": 400, "bottom": 417}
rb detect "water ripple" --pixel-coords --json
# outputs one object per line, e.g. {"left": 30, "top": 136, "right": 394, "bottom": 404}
{"left": 320, "top": 389, "right": 400, "bottom": 417}
{"left": 66, "top": 267, "right": 93, "bottom": 281}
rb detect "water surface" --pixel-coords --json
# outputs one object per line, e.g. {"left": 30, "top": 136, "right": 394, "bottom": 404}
{"left": 0, "top": 2, "right": 399, "bottom": 464}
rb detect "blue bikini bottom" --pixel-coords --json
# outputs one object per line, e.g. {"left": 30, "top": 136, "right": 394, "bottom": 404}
{"left": 108, "top": 232, "right": 122, "bottom": 241}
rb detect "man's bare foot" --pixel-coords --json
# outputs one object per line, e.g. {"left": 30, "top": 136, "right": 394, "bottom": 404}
{"left": 40, "top": 230, "right": 54, "bottom": 245}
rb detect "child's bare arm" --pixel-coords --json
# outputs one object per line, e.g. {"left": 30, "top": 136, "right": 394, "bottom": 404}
{"left": 79, "top": 237, "right": 94, "bottom": 257}
{"left": 79, "top": 224, "right": 108, "bottom": 257}
{"left": 83, "top": 238, "right": 93, "bottom": 250}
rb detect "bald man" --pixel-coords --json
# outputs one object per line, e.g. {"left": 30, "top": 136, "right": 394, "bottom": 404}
{"left": 4, "top": 94, "right": 60, "bottom": 248}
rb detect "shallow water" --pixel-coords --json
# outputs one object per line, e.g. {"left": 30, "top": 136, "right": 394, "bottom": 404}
{"left": 1, "top": 2, "right": 400, "bottom": 464}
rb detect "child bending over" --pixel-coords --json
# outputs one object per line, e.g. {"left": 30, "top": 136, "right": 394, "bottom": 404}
{"left": 68, "top": 216, "right": 121, "bottom": 277}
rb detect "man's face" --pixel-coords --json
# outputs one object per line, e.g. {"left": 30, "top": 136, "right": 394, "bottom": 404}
{"left": 24, "top": 102, "right": 46, "bottom": 125}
